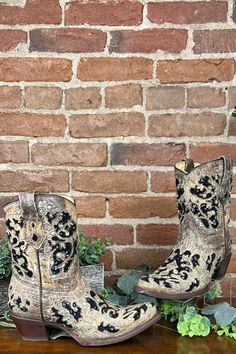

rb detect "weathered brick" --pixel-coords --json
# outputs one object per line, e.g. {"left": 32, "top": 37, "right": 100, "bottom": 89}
{"left": 148, "top": 1, "right": 227, "bottom": 24}
{"left": 0, "top": 58, "right": 72, "bottom": 82}
{"left": 0, "top": 113, "right": 65, "bottom": 137}
{"left": 24, "top": 87, "right": 62, "bottom": 109}
{"left": 0, "top": 0, "right": 61, "bottom": 24}
{"left": 75, "top": 197, "right": 106, "bottom": 218}
{"left": 189, "top": 143, "right": 236, "bottom": 164}
{"left": 109, "top": 29, "right": 187, "bottom": 53}
{"left": 69, "top": 113, "right": 145, "bottom": 138}
{"left": 65, "top": 87, "right": 101, "bottom": 110}
{"left": 100, "top": 249, "right": 113, "bottom": 271}
{"left": 77, "top": 57, "right": 153, "bottom": 81}
{"left": 0, "top": 141, "right": 28, "bottom": 163}
{"left": 109, "top": 197, "right": 177, "bottom": 218}
{"left": 115, "top": 248, "right": 170, "bottom": 270}
{"left": 79, "top": 224, "right": 134, "bottom": 245}
{"left": 194, "top": 30, "right": 236, "bottom": 54}
{"left": 229, "top": 227, "right": 236, "bottom": 244}
{"left": 72, "top": 171, "right": 147, "bottom": 193}
{"left": 148, "top": 113, "right": 225, "bottom": 137}
{"left": 187, "top": 87, "right": 225, "bottom": 108}
{"left": 65, "top": 0, "right": 143, "bottom": 26}
{"left": 228, "top": 87, "right": 236, "bottom": 108}
{"left": 0, "top": 170, "right": 69, "bottom": 192}
{"left": 233, "top": 175, "right": 236, "bottom": 193}
{"left": 150, "top": 171, "right": 176, "bottom": 193}
{"left": 0, "top": 219, "right": 6, "bottom": 237}
{"left": 32, "top": 143, "right": 107, "bottom": 167}
{"left": 136, "top": 224, "right": 178, "bottom": 245}
{"left": 228, "top": 116, "right": 236, "bottom": 136}
{"left": 0, "top": 30, "right": 27, "bottom": 51}
{"left": 146, "top": 86, "right": 185, "bottom": 110}
{"left": 157, "top": 59, "right": 234, "bottom": 84}
{"left": 105, "top": 84, "right": 142, "bottom": 109}
{"left": 0, "top": 86, "right": 22, "bottom": 108}
{"left": 111, "top": 143, "right": 185, "bottom": 166}
{"left": 30, "top": 29, "right": 106, "bottom": 53}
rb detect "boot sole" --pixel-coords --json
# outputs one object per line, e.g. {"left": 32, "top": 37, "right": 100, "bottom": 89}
{"left": 12, "top": 312, "right": 161, "bottom": 346}
{"left": 135, "top": 253, "right": 231, "bottom": 300}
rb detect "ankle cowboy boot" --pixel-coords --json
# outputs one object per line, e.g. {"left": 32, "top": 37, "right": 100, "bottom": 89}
{"left": 136, "top": 156, "right": 233, "bottom": 300}
{"left": 4, "top": 193, "right": 160, "bottom": 346}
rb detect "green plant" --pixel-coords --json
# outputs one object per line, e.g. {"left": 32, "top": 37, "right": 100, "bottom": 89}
{"left": 177, "top": 306, "right": 211, "bottom": 337}
{"left": 0, "top": 237, "right": 11, "bottom": 280}
{"left": 78, "top": 230, "right": 112, "bottom": 266}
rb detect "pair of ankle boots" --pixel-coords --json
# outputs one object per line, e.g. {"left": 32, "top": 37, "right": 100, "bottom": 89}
{"left": 3, "top": 156, "right": 233, "bottom": 346}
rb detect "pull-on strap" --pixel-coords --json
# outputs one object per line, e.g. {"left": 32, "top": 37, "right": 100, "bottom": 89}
{"left": 183, "top": 158, "right": 195, "bottom": 173}
{"left": 19, "top": 193, "right": 46, "bottom": 249}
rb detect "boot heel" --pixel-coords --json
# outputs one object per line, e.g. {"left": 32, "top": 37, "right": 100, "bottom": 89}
{"left": 12, "top": 316, "right": 49, "bottom": 341}
{"left": 212, "top": 253, "right": 232, "bottom": 280}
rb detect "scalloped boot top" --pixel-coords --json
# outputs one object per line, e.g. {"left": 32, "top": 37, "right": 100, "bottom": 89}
{"left": 136, "top": 156, "right": 233, "bottom": 300}
{"left": 3, "top": 193, "right": 160, "bottom": 346}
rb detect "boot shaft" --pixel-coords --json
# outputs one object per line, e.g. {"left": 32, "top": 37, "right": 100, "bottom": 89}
{"left": 175, "top": 156, "right": 233, "bottom": 252}
{"left": 4, "top": 193, "right": 79, "bottom": 290}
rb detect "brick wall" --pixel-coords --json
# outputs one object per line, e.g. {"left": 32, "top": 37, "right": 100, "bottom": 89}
{"left": 0, "top": 0, "right": 236, "bottom": 285}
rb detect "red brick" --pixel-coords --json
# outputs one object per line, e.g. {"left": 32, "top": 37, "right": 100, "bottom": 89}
{"left": 111, "top": 143, "right": 185, "bottom": 166}
{"left": 69, "top": 113, "right": 145, "bottom": 138}
{"left": 230, "top": 199, "right": 236, "bottom": 221}
{"left": 0, "top": 141, "right": 28, "bottom": 163}
{"left": 75, "top": 197, "right": 106, "bottom": 218}
{"left": 150, "top": 171, "right": 176, "bottom": 193}
{"left": 187, "top": 87, "right": 225, "bottom": 108}
{"left": 65, "top": 0, "right": 143, "bottom": 26}
{"left": 0, "top": 0, "right": 61, "bottom": 24}
{"left": 229, "top": 116, "right": 236, "bottom": 136}
{"left": 109, "top": 29, "right": 187, "bottom": 53}
{"left": 105, "top": 84, "right": 142, "bottom": 109}
{"left": 30, "top": 29, "right": 106, "bottom": 53}
{"left": 0, "top": 58, "right": 72, "bottom": 82}
{"left": 72, "top": 171, "right": 147, "bottom": 193}
{"left": 115, "top": 247, "right": 170, "bottom": 270}
{"left": 0, "top": 86, "right": 22, "bottom": 108}
{"left": 24, "top": 87, "right": 62, "bottom": 109}
{"left": 136, "top": 224, "right": 178, "bottom": 245}
{"left": 228, "top": 250, "right": 236, "bottom": 273}
{"left": 228, "top": 87, "right": 236, "bottom": 108}
{"left": 79, "top": 224, "right": 134, "bottom": 245}
{"left": 100, "top": 249, "right": 113, "bottom": 271}
{"left": 0, "top": 30, "right": 27, "bottom": 51}
{"left": 148, "top": 1, "right": 227, "bottom": 24}
{"left": 148, "top": 113, "right": 225, "bottom": 137}
{"left": 77, "top": 57, "right": 153, "bottom": 81}
{"left": 104, "top": 275, "right": 119, "bottom": 288}
{"left": 0, "top": 113, "right": 65, "bottom": 137}
{"left": 109, "top": 196, "right": 177, "bottom": 218}
{"left": 194, "top": 30, "right": 236, "bottom": 54}
{"left": 65, "top": 87, "right": 101, "bottom": 110}
{"left": 32, "top": 143, "right": 107, "bottom": 167}
{"left": 157, "top": 59, "right": 235, "bottom": 84}
{"left": 189, "top": 143, "right": 236, "bottom": 164}
{"left": 0, "top": 170, "right": 69, "bottom": 192}
{"left": 146, "top": 86, "right": 185, "bottom": 110}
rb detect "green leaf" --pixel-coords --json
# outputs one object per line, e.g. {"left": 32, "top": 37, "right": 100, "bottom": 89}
{"left": 131, "top": 292, "right": 157, "bottom": 306}
{"left": 215, "top": 307, "right": 236, "bottom": 327}
{"left": 107, "top": 294, "right": 128, "bottom": 306}
{"left": 117, "top": 271, "right": 142, "bottom": 296}
{"left": 50, "top": 329, "right": 70, "bottom": 339}
{"left": 201, "top": 302, "right": 229, "bottom": 316}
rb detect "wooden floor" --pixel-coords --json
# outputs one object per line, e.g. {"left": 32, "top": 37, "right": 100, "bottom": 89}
{"left": 1, "top": 318, "right": 236, "bottom": 354}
